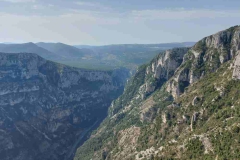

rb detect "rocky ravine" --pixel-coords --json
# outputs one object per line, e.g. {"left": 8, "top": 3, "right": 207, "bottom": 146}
{"left": 74, "top": 47, "right": 190, "bottom": 160}
{"left": 0, "top": 53, "right": 129, "bottom": 160}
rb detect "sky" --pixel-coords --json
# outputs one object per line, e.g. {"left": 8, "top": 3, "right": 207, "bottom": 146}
{"left": 0, "top": 0, "right": 239, "bottom": 45}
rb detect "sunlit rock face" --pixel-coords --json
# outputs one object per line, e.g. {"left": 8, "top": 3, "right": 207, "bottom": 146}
{"left": 167, "top": 26, "right": 240, "bottom": 98}
{"left": 138, "top": 47, "right": 189, "bottom": 99}
{"left": 0, "top": 53, "right": 129, "bottom": 160}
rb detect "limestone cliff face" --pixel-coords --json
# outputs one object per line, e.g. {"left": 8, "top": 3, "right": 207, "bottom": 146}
{"left": 108, "top": 48, "right": 189, "bottom": 118}
{"left": 0, "top": 53, "right": 128, "bottom": 160}
{"left": 147, "top": 48, "right": 188, "bottom": 79}
{"left": 232, "top": 27, "right": 240, "bottom": 79}
{"left": 167, "top": 25, "right": 240, "bottom": 98}
{"left": 138, "top": 48, "right": 189, "bottom": 99}
{"left": 233, "top": 53, "right": 240, "bottom": 79}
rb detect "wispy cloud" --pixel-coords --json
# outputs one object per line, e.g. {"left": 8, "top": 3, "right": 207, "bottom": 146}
{"left": 0, "top": 0, "right": 35, "bottom": 3}
{"left": 75, "top": 1, "right": 111, "bottom": 10}
{"left": 0, "top": 11, "right": 121, "bottom": 44}
{"left": 32, "top": 4, "right": 54, "bottom": 10}
{"left": 130, "top": 8, "right": 240, "bottom": 21}
{"left": 32, "top": 4, "right": 43, "bottom": 10}
{"left": 0, "top": 5, "right": 239, "bottom": 45}
{"left": 75, "top": 2, "right": 98, "bottom": 7}
{"left": 48, "top": 4, "right": 54, "bottom": 7}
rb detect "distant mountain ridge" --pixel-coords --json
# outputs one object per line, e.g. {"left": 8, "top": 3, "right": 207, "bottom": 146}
{"left": 74, "top": 42, "right": 195, "bottom": 49}
{"left": 0, "top": 42, "right": 58, "bottom": 60}
{"left": 0, "top": 42, "right": 195, "bottom": 70}
{"left": 36, "top": 42, "right": 95, "bottom": 59}
{"left": 73, "top": 42, "right": 195, "bottom": 70}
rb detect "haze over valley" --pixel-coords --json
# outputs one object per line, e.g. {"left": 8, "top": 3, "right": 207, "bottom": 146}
{"left": 0, "top": 42, "right": 195, "bottom": 70}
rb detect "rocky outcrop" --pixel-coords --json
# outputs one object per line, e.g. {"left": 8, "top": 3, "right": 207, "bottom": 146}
{"left": 147, "top": 48, "right": 189, "bottom": 79}
{"left": 192, "top": 96, "right": 200, "bottom": 106}
{"left": 0, "top": 53, "right": 128, "bottom": 160}
{"left": 233, "top": 52, "right": 240, "bottom": 79}
{"left": 190, "top": 112, "right": 199, "bottom": 131}
{"left": 139, "top": 48, "right": 189, "bottom": 98}
{"left": 167, "top": 25, "right": 240, "bottom": 98}
{"left": 108, "top": 48, "right": 189, "bottom": 118}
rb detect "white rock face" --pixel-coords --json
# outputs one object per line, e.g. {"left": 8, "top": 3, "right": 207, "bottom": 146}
{"left": 140, "top": 48, "right": 189, "bottom": 99}
{"left": 167, "top": 26, "right": 240, "bottom": 99}
{"left": 162, "top": 113, "right": 167, "bottom": 124}
{"left": 233, "top": 51, "right": 240, "bottom": 79}
{"left": 150, "top": 48, "right": 188, "bottom": 80}
{"left": 190, "top": 112, "right": 199, "bottom": 131}
{"left": 192, "top": 96, "right": 199, "bottom": 106}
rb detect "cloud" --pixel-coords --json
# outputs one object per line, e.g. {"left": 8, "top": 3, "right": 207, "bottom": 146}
{"left": 0, "top": 7, "right": 239, "bottom": 45}
{"left": 48, "top": 4, "right": 54, "bottom": 7}
{"left": 75, "top": 1, "right": 111, "bottom": 10}
{"left": 1, "top": 0, "right": 35, "bottom": 3}
{"left": 130, "top": 8, "right": 240, "bottom": 21}
{"left": 32, "top": 4, "right": 54, "bottom": 10}
{"left": 32, "top": 4, "right": 43, "bottom": 9}
{"left": 75, "top": 2, "right": 98, "bottom": 7}
{"left": 0, "top": 8, "right": 123, "bottom": 43}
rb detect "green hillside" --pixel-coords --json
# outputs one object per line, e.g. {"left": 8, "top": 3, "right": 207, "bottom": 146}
{"left": 74, "top": 26, "right": 240, "bottom": 160}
